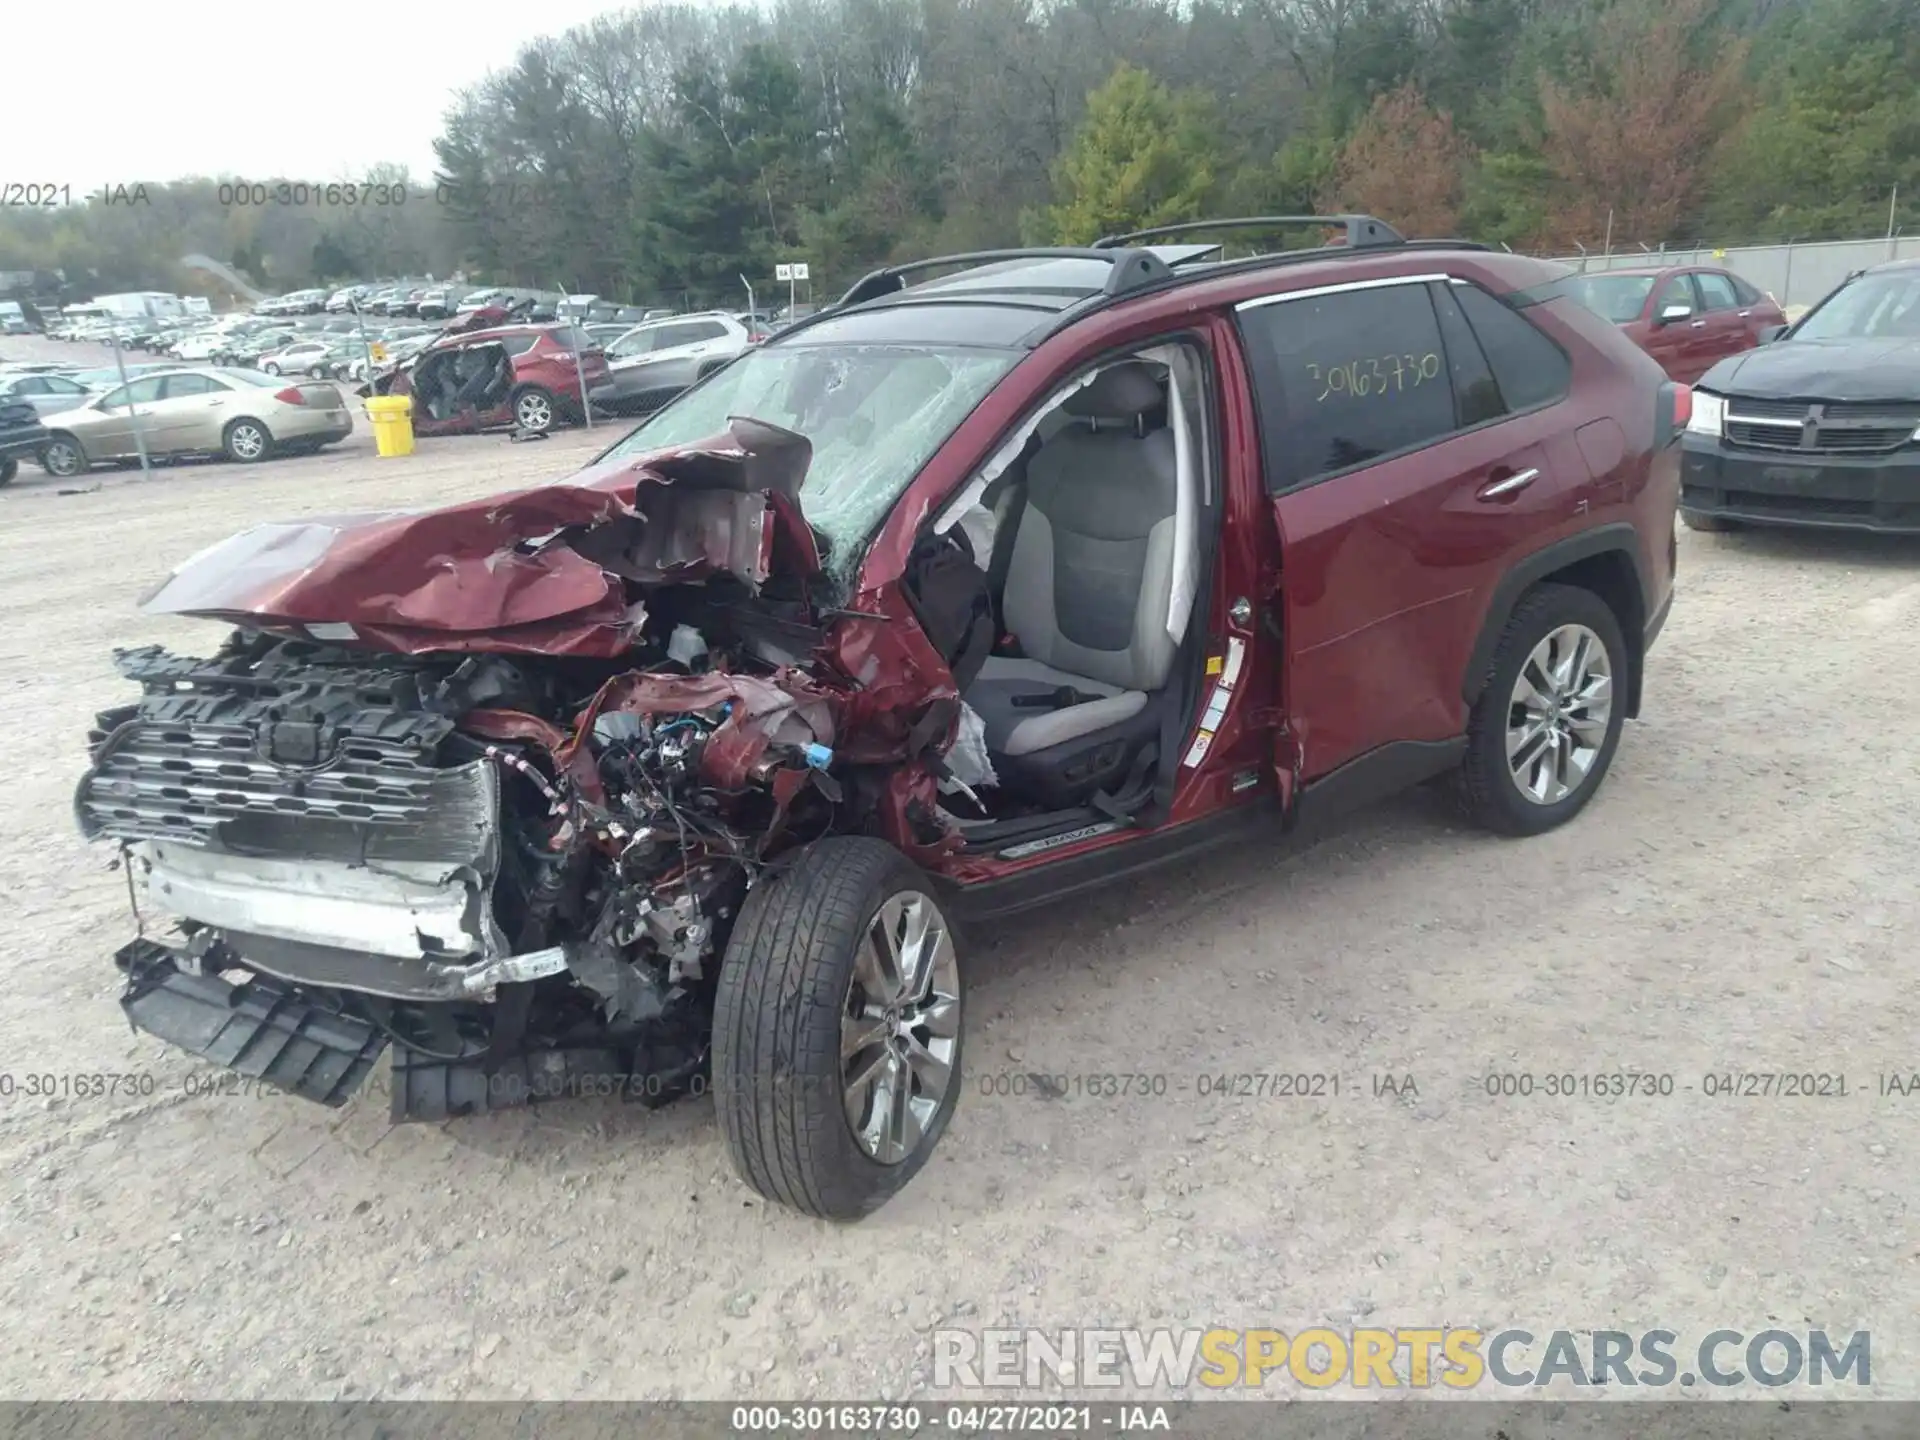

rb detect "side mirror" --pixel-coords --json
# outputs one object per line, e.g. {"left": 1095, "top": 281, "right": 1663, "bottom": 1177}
{"left": 1758, "top": 324, "right": 1789, "bottom": 344}
{"left": 1659, "top": 303, "right": 1693, "bottom": 324}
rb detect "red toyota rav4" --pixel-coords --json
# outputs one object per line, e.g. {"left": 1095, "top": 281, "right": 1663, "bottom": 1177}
{"left": 77, "top": 216, "right": 1681, "bottom": 1219}
{"left": 375, "top": 318, "right": 609, "bottom": 435}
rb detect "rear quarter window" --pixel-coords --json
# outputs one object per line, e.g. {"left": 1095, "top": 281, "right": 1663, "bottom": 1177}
{"left": 1451, "top": 282, "right": 1571, "bottom": 412}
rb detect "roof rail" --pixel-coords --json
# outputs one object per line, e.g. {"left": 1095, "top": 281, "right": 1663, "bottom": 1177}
{"left": 1093, "top": 215, "right": 1406, "bottom": 251}
{"left": 838, "top": 247, "right": 1175, "bottom": 308}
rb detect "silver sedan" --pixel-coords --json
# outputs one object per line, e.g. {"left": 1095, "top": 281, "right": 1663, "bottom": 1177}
{"left": 36, "top": 368, "right": 354, "bottom": 475}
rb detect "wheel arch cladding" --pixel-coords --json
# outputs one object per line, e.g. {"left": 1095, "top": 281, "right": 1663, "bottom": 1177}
{"left": 1463, "top": 524, "right": 1648, "bottom": 719}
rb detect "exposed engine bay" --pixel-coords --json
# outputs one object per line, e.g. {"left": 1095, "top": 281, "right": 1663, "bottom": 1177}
{"left": 71, "top": 418, "right": 961, "bottom": 1118}
{"left": 78, "top": 616, "right": 846, "bottom": 1117}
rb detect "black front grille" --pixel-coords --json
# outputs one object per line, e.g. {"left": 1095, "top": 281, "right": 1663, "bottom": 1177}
{"left": 1726, "top": 398, "right": 1808, "bottom": 422}
{"left": 1725, "top": 419, "right": 1807, "bottom": 451}
{"left": 1724, "top": 400, "right": 1920, "bottom": 457}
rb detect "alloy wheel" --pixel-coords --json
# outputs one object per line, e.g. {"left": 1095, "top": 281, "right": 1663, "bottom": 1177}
{"left": 228, "top": 423, "right": 267, "bottom": 461}
{"left": 515, "top": 391, "right": 554, "bottom": 430}
{"left": 840, "top": 891, "right": 960, "bottom": 1165}
{"left": 41, "top": 440, "right": 83, "bottom": 477}
{"left": 1506, "top": 623, "right": 1613, "bottom": 805}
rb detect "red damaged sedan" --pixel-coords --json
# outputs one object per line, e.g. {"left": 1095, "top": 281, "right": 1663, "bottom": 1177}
{"left": 1560, "top": 264, "right": 1787, "bottom": 383}
{"left": 76, "top": 219, "right": 1680, "bottom": 1218}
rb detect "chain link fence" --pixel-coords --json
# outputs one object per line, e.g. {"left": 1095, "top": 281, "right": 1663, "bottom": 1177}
{"left": 1543, "top": 234, "right": 1920, "bottom": 313}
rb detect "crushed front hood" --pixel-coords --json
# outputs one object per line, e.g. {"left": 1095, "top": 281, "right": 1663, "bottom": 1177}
{"left": 138, "top": 417, "right": 822, "bottom": 657}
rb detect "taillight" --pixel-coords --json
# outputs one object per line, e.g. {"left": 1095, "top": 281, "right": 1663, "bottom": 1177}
{"left": 274, "top": 386, "right": 306, "bottom": 405}
{"left": 1655, "top": 381, "right": 1690, "bottom": 447}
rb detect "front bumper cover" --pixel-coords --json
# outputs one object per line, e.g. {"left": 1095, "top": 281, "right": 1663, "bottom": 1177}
{"left": 1682, "top": 438, "right": 1920, "bottom": 531}
{"left": 117, "top": 937, "right": 388, "bottom": 1107}
{"left": 115, "top": 935, "right": 707, "bottom": 1121}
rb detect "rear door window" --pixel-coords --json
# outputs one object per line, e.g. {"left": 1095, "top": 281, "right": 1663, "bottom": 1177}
{"left": 1694, "top": 272, "right": 1741, "bottom": 311}
{"left": 1236, "top": 280, "right": 1461, "bottom": 491}
{"left": 1653, "top": 274, "right": 1699, "bottom": 319}
{"left": 161, "top": 373, "right": 223, "bottom": 399}
{"left": 496, "top": 334, "right": 539, "bottom": 357}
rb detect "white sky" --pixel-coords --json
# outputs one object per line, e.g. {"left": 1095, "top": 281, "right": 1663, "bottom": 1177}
{"left": 17, "top": 0, "right": 635, "bottom": 187}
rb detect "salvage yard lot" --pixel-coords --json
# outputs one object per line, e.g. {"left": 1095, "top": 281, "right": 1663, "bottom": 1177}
{"left": 1, "top": 404, "right": 1918, "bottom": 1399}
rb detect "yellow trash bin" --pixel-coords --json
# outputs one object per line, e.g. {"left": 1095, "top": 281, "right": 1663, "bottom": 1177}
{"left": 364, "top": 394, "right": 415, "bottom": 458}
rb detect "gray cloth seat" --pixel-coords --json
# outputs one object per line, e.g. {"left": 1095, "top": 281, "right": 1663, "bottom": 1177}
{"left": 964, "top": 361, "right": 1180, "bottom": 807}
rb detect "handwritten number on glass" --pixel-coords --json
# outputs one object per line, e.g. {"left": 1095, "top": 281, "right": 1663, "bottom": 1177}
{"left": 1306, "top": 353, "right": 1442, "bottom": 404}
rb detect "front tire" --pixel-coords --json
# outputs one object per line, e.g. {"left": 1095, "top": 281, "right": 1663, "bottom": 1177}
{"left": 1680, "top": 509, "right": 1736, "bottom": 532}
{"left": 511, "top": 385, "right": 556, "bottom": 433}
{"left": 223, "top": 418, "right": 273, "bottom": 463}
{"left": 713, "top": 837, "right": 965, "bottom": 1221}
{"left": 1456, "top": 583, "right": 1628, "bottom": 837}
{"left": 263, "top": 362, "right": 281, "bottom": 375}
{"left": 39, "top": 434, "right": 87, "bottom": 478}
{"left": 0, "top": 457, "right": 16, "bottom": 486}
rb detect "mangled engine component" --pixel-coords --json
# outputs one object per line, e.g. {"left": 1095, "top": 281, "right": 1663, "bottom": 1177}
{"left": 75, "top": 634, "right": 840, "bottom": 1120}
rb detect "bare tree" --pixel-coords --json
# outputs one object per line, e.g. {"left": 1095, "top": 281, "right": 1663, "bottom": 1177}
{"left": 1321, "top": 81, "right": 1472, "bottom": 236}
{"left": 1535, "top": 0, "right": 1748, "bottom": 248}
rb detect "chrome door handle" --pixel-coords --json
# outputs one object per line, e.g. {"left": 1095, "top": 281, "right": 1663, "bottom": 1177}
{"left": 1738, "top": 309, "right": 1751, "bottom": 317}
{"left": 1478, "top": 467, "right": 1540, "bottom": 500}
{"left": 1689, "top": 320, "right": 1706, "bottom": 328}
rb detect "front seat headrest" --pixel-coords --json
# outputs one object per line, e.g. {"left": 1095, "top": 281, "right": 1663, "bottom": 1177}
{"left": 1062, "top": 361, "right": 1165, "bottom": 421}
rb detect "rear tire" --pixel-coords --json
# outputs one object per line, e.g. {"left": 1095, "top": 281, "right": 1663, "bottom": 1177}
{"left": 1455, "top": 583, "right": 1628, "bottom": 838}
{"left": 223, "top": 418, "right": 274, "bottom": 463}
{"left": 39, "top": 434, "right": 87, "bottom": 478}
{"left": 1680, "top": 509, "right": 1735, "bottom": 532}
{"left": 0, "top": 457, "right": 16, "bottom": 486}
{"left": 713, "top": 837, "right": 965, "bottom": 1221}
{"left": 511, "top": 385, "right": 557, "bottom": 433}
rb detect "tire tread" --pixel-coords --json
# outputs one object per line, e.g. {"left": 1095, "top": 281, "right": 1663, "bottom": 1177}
{"left": 713, "top": 837, "right": 939, "bottom": 1220}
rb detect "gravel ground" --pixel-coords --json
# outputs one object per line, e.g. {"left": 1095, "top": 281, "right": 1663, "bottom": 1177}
{"left": 1, "top": 338, "right": 1916, "bottom": 1402}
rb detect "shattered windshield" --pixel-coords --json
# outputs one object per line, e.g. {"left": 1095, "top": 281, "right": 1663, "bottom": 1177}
{"left": 601, "top": 340, "right": 1018, "bottom": 582}
{"left": 1793, "top": 272, "right": 1920, "bottom": 341}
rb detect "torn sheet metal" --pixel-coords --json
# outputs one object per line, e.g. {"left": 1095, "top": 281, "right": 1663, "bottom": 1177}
{"left": 564, "top": 668, "right": 838, "bottom": 790}
{"left": 136, "top": 417, "right": 819, "bottom": 658}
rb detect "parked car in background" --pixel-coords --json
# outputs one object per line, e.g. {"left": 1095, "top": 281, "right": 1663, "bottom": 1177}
{"left": 0, "top": 396, "right": 48, "bottom": 484}
{"left": 36, "top": 367, "right": 353, "bottom": 475}
{"left": 258, "top": 339, "right": 337, "bottom": 376}
{"left": 416, "top": 285, "right": 474, "bottom": 319}
{"left": 373, "top": 322, "right": 608, "bottom": 435}
{"left": 0, "top": 370, "right": 97, "bottom": 417}
{"left": 345, "top": 332, "right": 435, "bottom": 383}
{"left": 1559, "top": 265, "right": 1786, "bottom": 383}
{"left": 213, "top": 330, "right": 297, "bottom": 367}
{"left": 589, "top": 311, "right": 755, "bottom": 416}
{"left": 257, "top": 289, "right": 329, "bottom": 317}
{"left": 59, "top": 364, "right": 173, "bottom": 390}
{"left": 1680, "top": 256, "right": 1920, "bottom": 533}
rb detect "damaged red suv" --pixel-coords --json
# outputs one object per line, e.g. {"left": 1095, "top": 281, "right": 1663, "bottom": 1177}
{"left": 77, "top": 217, "right": 1681, "bottom": 1219}
{"left": 372, "top": 316, "right": 609, "bottom": 435}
